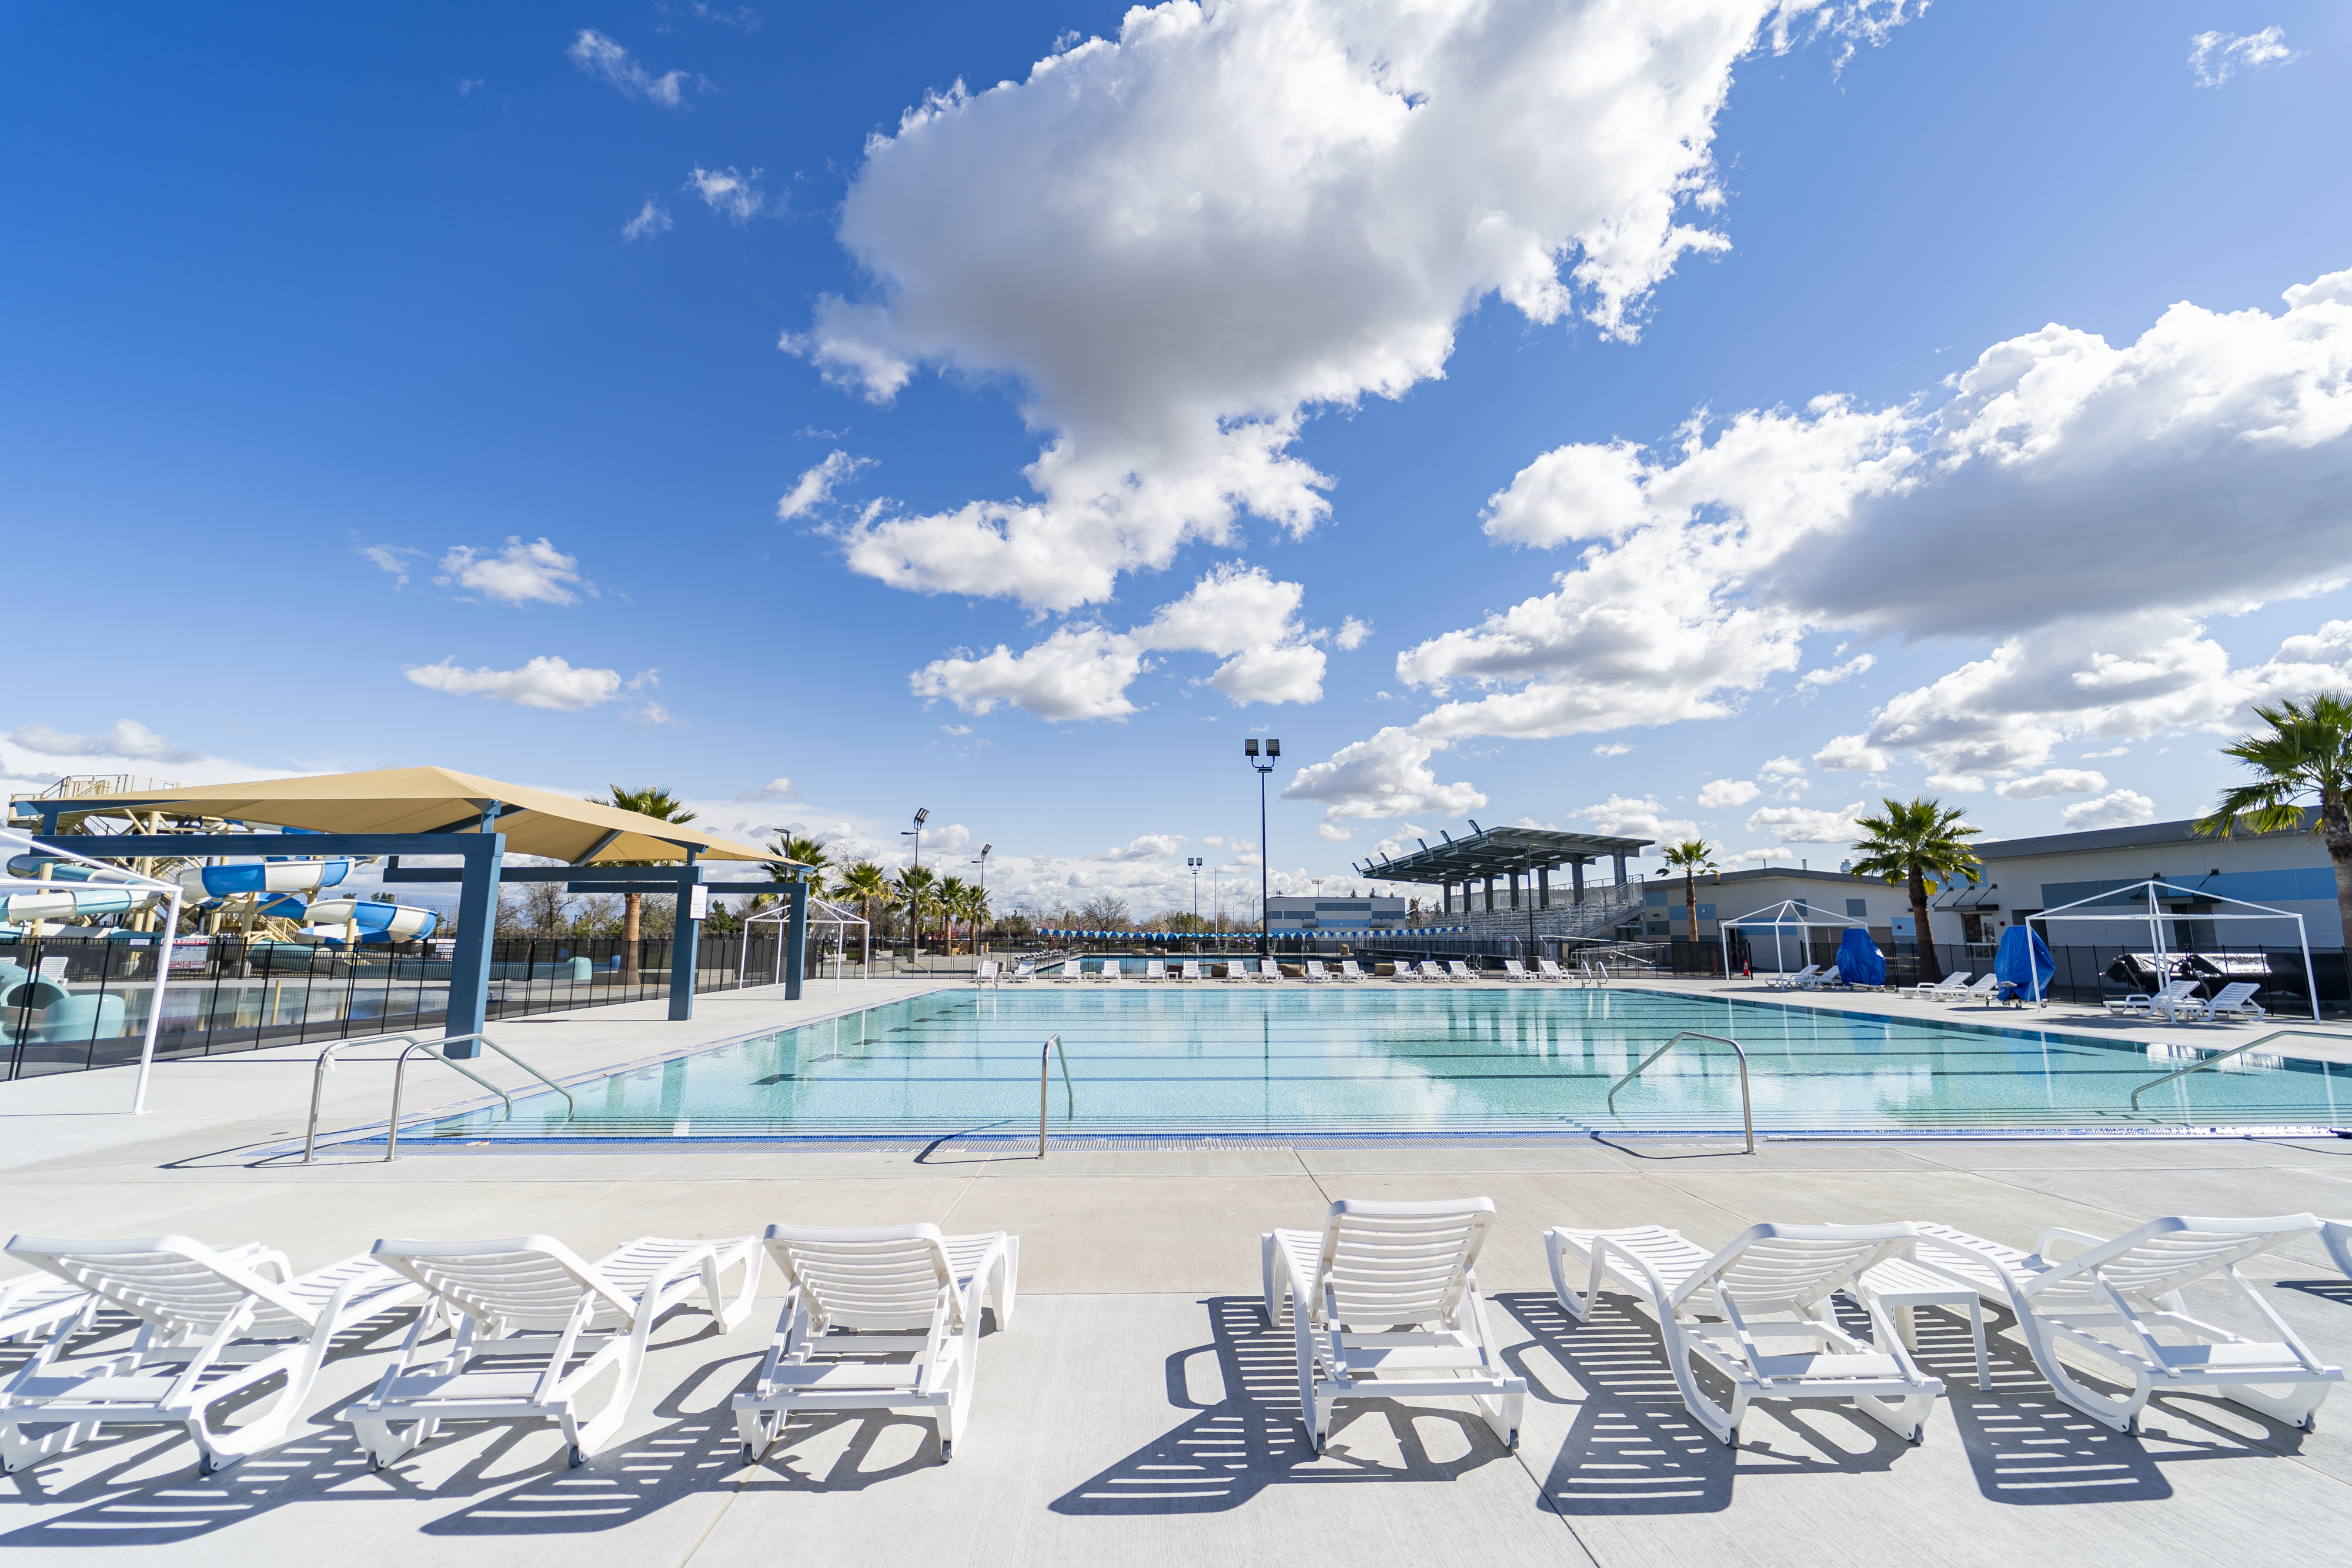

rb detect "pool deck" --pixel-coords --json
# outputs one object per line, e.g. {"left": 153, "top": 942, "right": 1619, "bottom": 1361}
{"left": 4, "top": 977, "right": 2351, "bottom": 1566}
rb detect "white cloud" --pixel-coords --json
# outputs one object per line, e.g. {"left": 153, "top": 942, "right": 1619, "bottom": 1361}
{"left": 1745, "top": 800, "right": 1866, "bottom": 844}
{"left": 2063, "top": 788, "right": 2159, "bottom": 831}
{"left": 1996, "top": 768, "right": 2107, "bottom": 801}
{"left": 1799, "top": 651, "right": 1874, "bottom": 687}
{"left": 1576, "top": 793, "right": 1698, "bottom": 842}
{"left": 2081, "top": 745, "right": 2129, "bottom": 759}
{"left": 1090, "top": 833, "right": 1188, "bottom": 862}
{"left": 802, "top": 1, "right": 1917, "bottom": 613}
{"left": 402, "top": 655, "right": 627, "bottom": 711}
{"left": 1282, "top": 727, "right": 1485, "bottom": 823}
{"left": 687, "top": 165, "right": 764, "bottom": 222}
{"left": 1317, "top": 822, "right": 1355, "bottom": 842}
{"left": 8, "top": 719, "right": 201, "bottom": 765}
{"left": 567, "top": 29, "right": 691, "bottom": 108}
{"left": 436, "top": 537, "right": 590, "bottom": 607}
{"left": 911, "top": 561, "right": 1328, "bottom": 719}
{"left": 1332, "top": 617, "right": 1372, "bottom": 651}
{"left": 1593, "top": 742, "right": 1633, "bottom": 757}
{"left": 736, "top": 777, "right": 800, "bottom": 803}
{"left": 360, "top": 544, "right": 422, "bottom": 587}
{"left": 939, "top": 723, "right": 971, "bottom": 735}
{"left": 1922, "top": 772, "right": 1986, "bottom": 793}
{"left": 1813, "top": 733, "right": 1887, "bottom": 771}
{"left": 623, "top": 199, "right": 673, "bottom": 241}
{"left": 2189, "top": 27, "right": 2297, "bottom": 88}
{"left": 1392, "top": 266, "right": 2352, "bottom": 749}
{"left": 1759, "top": 755, "right": 1806, "bottom": 779}
{"left": 777, "top": 450, "right": 874, "bottom": 521}
{"left": 1697, "top": 777, "right": 1760, "bottom": 808}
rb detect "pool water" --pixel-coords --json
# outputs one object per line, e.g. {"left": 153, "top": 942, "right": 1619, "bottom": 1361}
{"left": 419, "top": 987, "right": 2352, "bottom": 1141}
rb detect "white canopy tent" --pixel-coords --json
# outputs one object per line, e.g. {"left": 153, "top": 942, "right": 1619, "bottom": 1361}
{"left": 1719, "top": 899, "right": 1872, "bottom": 977}
{"left": 1, "top": 825, "right": 184, "bottom": 1114}
{"left": 2030, "top": 878, "right": 2318, "bottom": 1022}
{"left": 744, "top": 893, "right": 870, "bottom": 988}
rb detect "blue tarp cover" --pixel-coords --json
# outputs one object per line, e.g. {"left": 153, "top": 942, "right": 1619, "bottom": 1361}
{"left": 1994, "top": 926, "right": 2055, "bottom": 1002}
{"left": 1835, "top": 927, "right": 1885, "bottom": 987}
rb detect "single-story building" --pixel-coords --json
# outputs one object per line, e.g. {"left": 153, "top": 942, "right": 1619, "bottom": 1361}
{"left": 1267, "top": 894, "right": 1411, "bottom": 936}
{"left": 1642, "top": 865, "right": 1902, "bottom": 954}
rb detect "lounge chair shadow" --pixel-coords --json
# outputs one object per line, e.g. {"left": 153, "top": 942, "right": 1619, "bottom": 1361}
{"left": 2278, "top": 1277, "right": 2352, "bottom": 1309}
{"left": 1495, "top": 1290, "right": 1927, "bottom": 1517}
{"left": 1048, "top": 1295, "right": 1513, "bottom": 1516}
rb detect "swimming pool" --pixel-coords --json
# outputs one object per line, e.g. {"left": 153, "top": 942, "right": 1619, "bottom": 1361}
{"left": 416, "top": 987, "right": 2352, "bottom": 1142}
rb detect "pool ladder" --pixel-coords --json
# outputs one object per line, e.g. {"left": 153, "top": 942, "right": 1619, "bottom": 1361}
{"left": 1038, "top": 1032, "right": 1074, "bottom": 1157}
{"left": 2128, "top": 1028, "right": 2345, "bottom": 1113}
{"left": 1605, "top": 1031, "right": 1753, "bottom": 1154}
{"left": 304, "top": 1031, "right": 577, "bottom": 1162}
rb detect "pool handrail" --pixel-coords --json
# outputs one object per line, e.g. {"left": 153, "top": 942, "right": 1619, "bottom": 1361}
{"left": 1605, "top": 1030, "right": 1753, "bottom": 1154}
{"left": 304, "top": 1031, "right": 577, "bottom": 1162}
{"left": 1038, "top": 1032, "right": 1074, "bottom": 1157}
{"left": 306, "top": 1032, "right": 509, "bottom": 1162}
{"left": 2127, "top": 1028, "right": 2345, "bottom": 1112}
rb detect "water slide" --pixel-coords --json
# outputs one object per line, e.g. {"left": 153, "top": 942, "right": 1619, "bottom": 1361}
{"left": 305, "top": 897, "right": 438, "bottom": 944}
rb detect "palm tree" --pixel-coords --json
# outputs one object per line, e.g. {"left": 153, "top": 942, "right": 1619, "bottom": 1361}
{"left": 1660, "top": 840, "right": 1718, "bottom": 971}
{"left": 768, "top": 834, "right": 828, "bottom": 881}
{"left": 893, "top": 864, "right": 938, "bottom": 954}
{"left": 1849, "top": 798, "right": 1981, "bottom": 984}
{"left": 953, "top": 881, "right": 992, "bottom": 952}
{"left": 936, "top": 875, "right": 970, "bottom": 952}
{"left": 588, "top": 784, "right": 697, "bottom": 982}
{"left": 2197, "top": 694, "right": 2352, "bottom": 946}
{"left": 832, "top": 861, "right": 888, "bottom": 969}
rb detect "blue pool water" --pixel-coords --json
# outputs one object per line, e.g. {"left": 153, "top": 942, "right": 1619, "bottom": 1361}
{"left": 419, "top": 987, "right": 2352, "bottom": 1141}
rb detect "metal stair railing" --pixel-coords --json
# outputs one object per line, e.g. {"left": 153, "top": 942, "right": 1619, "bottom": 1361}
{"left": 1038, "top": 1033, "right": 1074, "bottom": 1157}
{"left": 2128, "top": 1028, "right": 2346, "bottom": 1112}
{"left": 1605, "top": 1030, "right": 1753, "bottom": 1153}
{"left": 304, "top": 1031, "right": 577, "bottom": 1162}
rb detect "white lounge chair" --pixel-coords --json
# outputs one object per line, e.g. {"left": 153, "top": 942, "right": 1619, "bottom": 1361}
{"left": 347, "top": 1232, "right": 761, "bottom": 1468}
{"left": 2189, "top": 981, "right": 2266, "bottom": 1022}
{"left": 973, "top": 959, "right": 1000, "bottom": 987}
{"left": 0, "top": 1270, "right": 93, "bottom": 1349}
{"left": 1904, "top": 971, "right": 1971, "bottom": 999}
{"left": 1444, "top": 959, "right": 1477, "bottom": 982}
{"left": 1535, "top": 957, "right": 1569, "bottom": 982}
{"left": 2323, "top": 1219, "right": 2352, "bottom": 1281}
{"left": 1262, "top": 1199, "right": 1524, "bottom": 1453}
{"left": 1336, "top": 960, "right": 1367, "bottom": 982}
{"left": 1769, "top": 964, "right": 1823, "bottom": 991}
{"left": 1387, "top": 961, "right": 1418, "bottom": 983}
{"left": 1951, "top": 974, "right": 2001, "bottom": 1006}
{"left": 1, "top": 1235, "right": 421, "bottom": 1475}
{"left": 1791, "top": 965, "right": 1837, "bottom": 991}
{"left": 734, "top": 1223, "right": 1017, "bottom": 1463}
{"left": 1046, "top": 959, "right": 1082, "bottom": 984}
{"left": 1544, "top": 1222, "right": 1942, "bottom": 1446}
{"left": 1004, "top": 961, "right": 1036, "bottom": 984}
{"left": 1906, "top": 1216, "right": 2342, "bottom": 1433}
{"left": 2105, "top": 978, "right": 2199, "bottom": 1019}
{"left": 1501, "top": 958, "right": 1532, "bottom": 982}
{"left": 1140, "top": 959, "right": 1167, "bottom": 982}
{"left": 1302, "top": 959, "right": 1330, "bottom": 982}
{"left": 1252, "top": 959, "right": 1281, "bottom": 984}
{"left": 1084, "top": 958, "right": 1118, "bottom": 983}
{"left": 1177, "top": 960, "right": 1202, "bottom": 982}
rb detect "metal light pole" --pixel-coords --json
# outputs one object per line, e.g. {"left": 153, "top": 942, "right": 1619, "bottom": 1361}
{"left": 1188, "top": 855, "right": 1202, "bottom": 954}
{"left": 971, "top": 842, "right": 991, "bottom": 953}
{"left": 901, "top": 807, "right": 928, "bottom": 957}
{"left": 1244, "top": 738, "right": 1279, "bottom": 957}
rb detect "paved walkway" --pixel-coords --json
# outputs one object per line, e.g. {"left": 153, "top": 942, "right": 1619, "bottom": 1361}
{"left": 3, "top": 979, "right": 2350, "bottom": 1565}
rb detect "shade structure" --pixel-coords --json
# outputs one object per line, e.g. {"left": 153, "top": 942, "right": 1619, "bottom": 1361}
{"left": 11, "top": 765, "right": 789, "bottom": 867}
{"left": 1993, "top": 925, "right": 2054, "bottom": 1006}
{"left": 1836, "top": 928, "right": 1886, "bottom": 987}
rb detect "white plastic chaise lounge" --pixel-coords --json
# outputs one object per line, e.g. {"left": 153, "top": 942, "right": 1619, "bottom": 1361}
{"left": 0, "top": 1270, "right": 93, "bottom": 1350}
{"left": 1950, "top": 974, "right": 2001, "bottom": 1006}
{"left": 1543, "top": 1221, "right": 1943, "bottom": 1446}
{"left": 1177, "top": 960, "right": 1203, "bottom": 982}
{"left": 1336, "top": 960, "right": 1367, "bottom": 982}
{"left": 1253, "top": 958, "right": 1281, "bottom": 984}
{"left": 1903, "top": 1216, "right": 2342, "bottom": 1433}
{"left": 1791, "top": 965, "right": 1837, "bottom": 991}
{"left": 346, "top": 1232, "right": 761, "bottom": 1469}
{"left": 735, "top": 1222, "right": 1017, "bottom": 1463}
{"left": 1535, "top": 957, "right": 1569, "bottom": 982}
{"left": 1085, "top": 959, "right": 1119, "bottom": 983}
{"left": 1302, "top": 959, "right": 1330, "bottom": 982}
{"left": 974, "top": 959, "right": 1001, "bottom": 987}
{"left": 2104, "top": 978, "right": 2199, "bottom": 1018}
{"left": 1417, "top": 960, "right": 1447, "bottom": 982}
{"left": 1047, "top": 959, "right": 1082, "bottom": 984}
{"left": 2198, "top": 981, "right": 2266, "bottom": 1021}
{"left": 1262, "top": 1199, "right": 1524, "bottom": 1453}
{"left": 1445, "top": 959, "right": 1478, "bottom": 983}
{"left": 1904, "top": 972, "right": 1971, "bottom": 999}
{"left": 0, "top": 1235, "right": 421, "bottom": 1475}
{"left": 1140, "top": 959, "right": 1167, "bottom": 982}
{"left": 1501, "top": 958, "right": 1533, "bottom": 982}
{"left": 1769, "top": 964, "right": 1823, "bottom": 992}
{"left": 1005, "top": 961, "right": 1036, "bottom": 984}
{"left": 2323, "top": 1219, "right": 2352, "bottom": 1282}
{"left": 1387, "top": 962, "right": 1418, "bottom": 983}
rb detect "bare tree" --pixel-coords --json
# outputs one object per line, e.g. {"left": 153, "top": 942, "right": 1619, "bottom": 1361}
{"left": 1077, "top": 892, "right": 1131, "bottom": 928}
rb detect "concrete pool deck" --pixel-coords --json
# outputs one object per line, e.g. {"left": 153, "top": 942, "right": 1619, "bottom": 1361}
{"left": 4, "top": 978, "right": 2351, "bottom": 1565}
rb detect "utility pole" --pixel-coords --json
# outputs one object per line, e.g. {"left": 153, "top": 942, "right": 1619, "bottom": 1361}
{"left": 1188, "top": 855, "right": 1202, "bottom": 954}
{"left": 900, "top": 807, "right": 928, "bottom": 956}
{"left": 1244, "top": 738, "right": 1279, "bottom": 957}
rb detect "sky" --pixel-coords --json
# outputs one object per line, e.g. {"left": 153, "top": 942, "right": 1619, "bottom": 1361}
{"left": 4, "top": 1, "right": 2351, "bottom": 922}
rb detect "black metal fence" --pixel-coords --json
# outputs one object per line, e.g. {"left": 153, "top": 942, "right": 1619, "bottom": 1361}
{"left": 0, "top": 932, "right": 834, "bottom": 1081}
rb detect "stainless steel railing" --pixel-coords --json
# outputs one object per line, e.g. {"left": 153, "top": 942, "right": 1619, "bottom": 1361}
{"left": 1038, "top": 1032, "right": 1074, "bottom": 1157}
{"left": 304, "top": 1031, "right": 576, "bottom": 1162}
{"left": 2129, "top": 1028, "right": 2344, "bottom": 1112}
{"left": 1605, "top": 1029, "right": 1753, "bottom": 1154}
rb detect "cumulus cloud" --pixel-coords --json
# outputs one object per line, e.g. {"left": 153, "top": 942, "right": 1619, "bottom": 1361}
{"left": 402, "top": 656, "right": 629, "bottom": 711}
{"left": 1697, "top": 777, "right": 1760, "bottom": 808}
{"left": 1283, "top": 727, "right": 1486, "bottom": 823}
{"left": 8, "top": 719, "right": 201, "bottom": 765}
{"left": 623, "top": 199, "right": 672, "bottom": 241}
{"left": 1392, "top": 266, "right": 2352, "bottom": 750}
{"left": 687, "top": 165, "right": 765, "bottom": 222}
{"left": 800, "top": 1, "right": 1917, "bottom": 613}
{"left": 911, "top": 561, "right": 1332, "bottom": 719}
{"left": 1745, "top": 800, "right": 1866, "bottom": 844}
{"left": 567, "top": 29, "right": 691, "bottom": 107}
{"left": 777, "top": 450, "right": 875, "bottom": 521}
{"left": 1759, "top": 755, "right": 1806, "bottom": 780}
{"left": 2189, "top": 27, "right": 2297, "bottom": 87}
{"left": 1799, "top": 651, "right": 1875, "bottom": 687}
{"left": 1995, "top": 768, "right": 2107, "bottom": 801}
{"left": 1593, "top": 742, "right": 1633, "bottom": 757}
{"left": 1332, "top": 617, "right": 1373, "bottom": 651}
{"left": 360, "top": 544, "right": 423, "bottom": 587}
{"left": 1813, "top": 733, "right": 1888, "bottom": 771}
{"left": 736, "top": 777, "right": 800, "bottom": 803}
{"left": 1090, "top": 833, "right": 1188, "bottom": 862}
{"left": 437, "top": 537, "right": 590, "bottom": 607}
{"left": 1578, "top": 793, "right": 1698, "bottom": 841}
{"left": 2063, "top": 789, "right": 2159, "bottom": 831}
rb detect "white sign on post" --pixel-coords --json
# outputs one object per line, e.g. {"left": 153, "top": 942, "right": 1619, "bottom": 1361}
{"left": 689, "top": 884, "right": 710, "bottom": 921}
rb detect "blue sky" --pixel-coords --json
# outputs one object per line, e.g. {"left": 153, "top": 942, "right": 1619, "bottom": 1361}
{"left": 5, "top": 1, "right": 2350, "bottom": 920}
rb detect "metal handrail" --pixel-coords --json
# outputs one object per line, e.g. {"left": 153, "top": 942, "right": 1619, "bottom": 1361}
{"left": 1037, "top": 1032, "right": 1074, "bottom": 1157}
{"left": 2129, "top": 1028, "right": 2346, "bottom": 1111}
{"left": 304, "top": 1031, "right": 577, "bottom": 1162}
{"left": 1605, "top": 1029, "right": 1753, "bottom": 1153}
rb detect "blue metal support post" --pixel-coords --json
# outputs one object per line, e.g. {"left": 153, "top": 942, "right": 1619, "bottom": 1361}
{"left": 667, "top": 851, "right": 701, "bottom": 1021}
{"left": 785, "top": 877, "right": 808, "bottom": 1001}
{"left": 444, "top": 807, "right": 506, "bottom": 1055}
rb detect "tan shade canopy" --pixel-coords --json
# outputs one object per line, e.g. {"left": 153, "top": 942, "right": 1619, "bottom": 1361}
{"left": 38, "top": 765, "right": 795, "bottom": 867}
